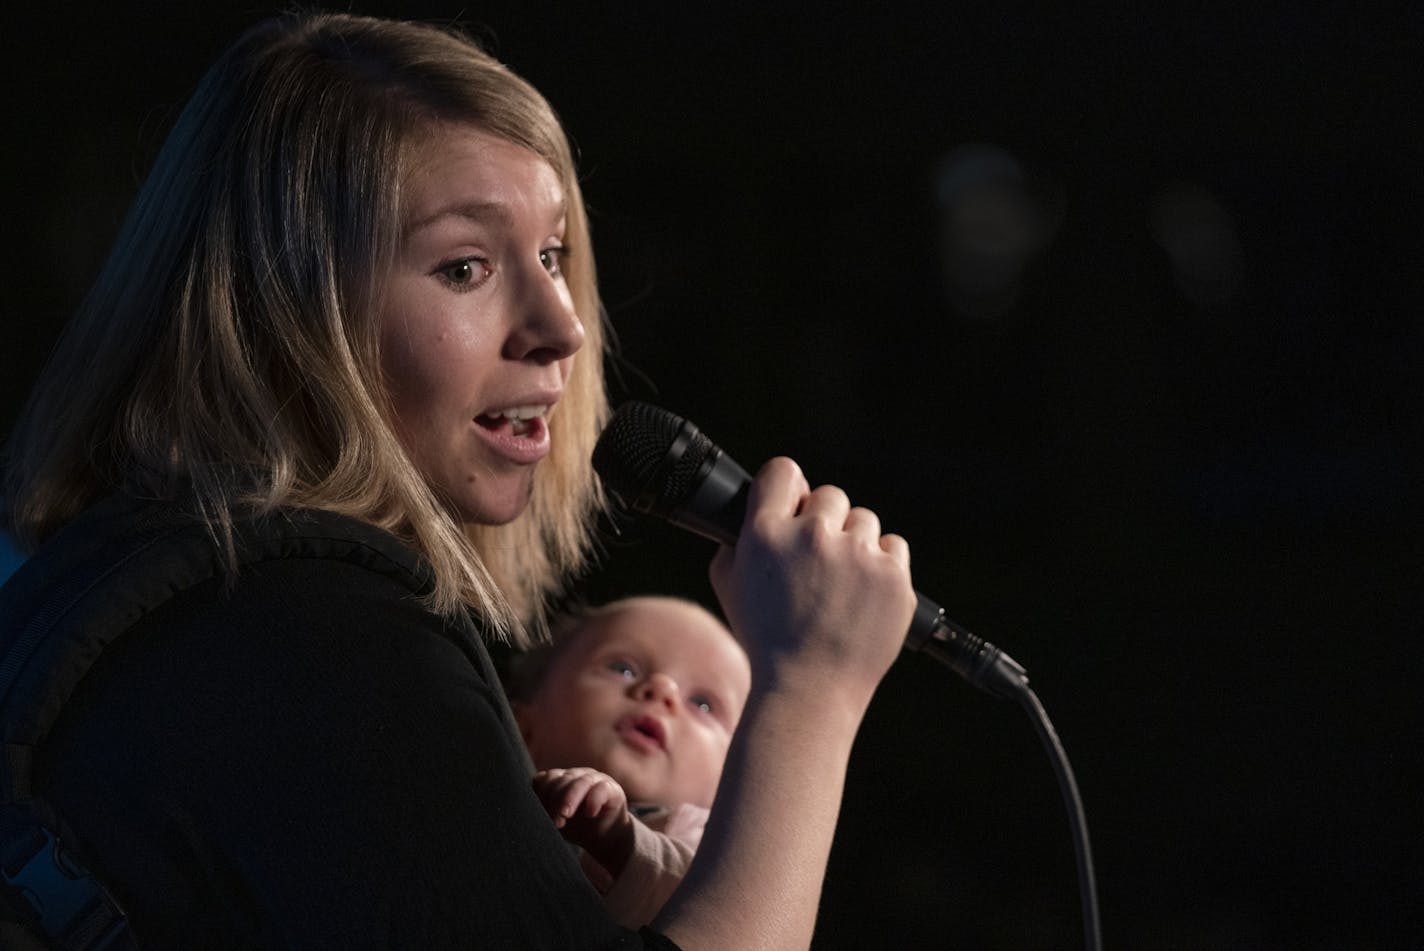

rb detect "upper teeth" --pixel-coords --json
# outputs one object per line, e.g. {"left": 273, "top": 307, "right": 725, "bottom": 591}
{"left": 497, "top": 405, "right": 548, "bottom": 421}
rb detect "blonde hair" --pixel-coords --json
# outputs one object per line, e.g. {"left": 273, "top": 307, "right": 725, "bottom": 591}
{"left": 1, "top": 13, "right": 607, "bottom": 646}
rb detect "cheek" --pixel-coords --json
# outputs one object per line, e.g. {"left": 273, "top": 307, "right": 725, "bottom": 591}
{"left": 378, "top": 353, "right": 440, "bottom": 459}
{"left": 379, "top": 339, "right": 425, "bottom": 418}
{"left": 691, "top": 727, "right": 732, "bottom": 769}
{"left": 545, "top": 679, "right": 616, "bottom": 731}
{"left": 378, "top": 298, "right": 437, "bottom": 409}
{"left": 380, "top": 314, "right": 493, "bottom": 415}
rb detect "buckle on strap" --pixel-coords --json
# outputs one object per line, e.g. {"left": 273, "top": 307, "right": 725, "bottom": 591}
{"left": 1, "top": 824, "right": 130, "bottom": 951}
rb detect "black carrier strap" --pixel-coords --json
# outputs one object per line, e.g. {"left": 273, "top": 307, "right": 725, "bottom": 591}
{"left": 0, "top": 501, "right": 189, "bottom": 951}
{"left": 0, "top": 497, "right": 458, "bottom": 950}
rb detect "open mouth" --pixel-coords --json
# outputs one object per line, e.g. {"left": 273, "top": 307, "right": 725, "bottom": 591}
{"left": 470, "top": 404, "right": 554, "bottom": 466}
{"left": 475, "top": 404, "right": 548, "bottom": 438}
{"left": 618, "top": 714, "right": 667, "bottom": 752}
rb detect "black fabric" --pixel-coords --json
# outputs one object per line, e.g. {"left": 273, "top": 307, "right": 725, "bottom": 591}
{"left": 0, "top": 496, "right": 677, "bottom": 950}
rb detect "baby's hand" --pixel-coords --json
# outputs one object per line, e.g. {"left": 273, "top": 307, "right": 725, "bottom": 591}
{"left": 531, "top": 767, "right": 636, "bottom": 876}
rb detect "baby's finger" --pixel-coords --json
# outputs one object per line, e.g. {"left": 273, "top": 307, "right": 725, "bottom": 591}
{"left": 531, "top": 768, "right": 569, "bottom": 804}
{"left": 556, "top": 770, "right": 606, "bottom": 816}
{"left": 531, "top": 771, "right": 575, "bottom": 826}
{"left": 580, "top": 776, "right": 622, "bottom": 817}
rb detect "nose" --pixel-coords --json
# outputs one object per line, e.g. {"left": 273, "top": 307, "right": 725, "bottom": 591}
{"left": 503, "top": 264, "right": 585, "bottom": 364}
{"left": 633, "top": 672, "right": 680, "bottom": 711}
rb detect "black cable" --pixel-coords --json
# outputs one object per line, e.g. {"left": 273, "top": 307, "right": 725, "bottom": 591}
{"left": 916, "top": 626, "right": 1101, "bottom": 951}
{"left": 1017, "top": 684, "right": 1102, "bottom": 951}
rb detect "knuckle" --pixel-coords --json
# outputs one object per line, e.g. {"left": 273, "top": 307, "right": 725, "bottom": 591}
{"left": 849, "top": 506, "right": 881, "bottom": 532}
{"left": 762, "top": 455, "right": 801, "bottom": 478}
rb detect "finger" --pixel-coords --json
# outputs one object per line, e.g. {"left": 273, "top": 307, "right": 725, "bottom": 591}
{"left": 582, "top": 779, "right": 617, "bottom": 817}
{"left": 558, "top": 772, "right": 604, "bottom": 816}
{"left": 532, "top": 775, "right": 573, "bottom": 825}
{"left": 532, "top": 769, "right": 567, "bottom": 801}
{"left": 878, "top": 531, "right": 911, "bottom": 568}
{"left": 748, "top": 456, "right": 809, "bottom": 525}
{"left": 797, "top": 484, "right": 850, "bottom": 526}
{"left": 545, "top": 766, "right": 594, "bottom": 789}
{"left": 842, "top": 505, "right": 882, "bottom": 542}
{"left": 543, "top": 774, "right": 586, "bottom": 815}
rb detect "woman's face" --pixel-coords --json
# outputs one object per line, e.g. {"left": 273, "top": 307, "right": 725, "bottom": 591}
{"left": 379, "top": 124, "right": 584, "bottom": 525}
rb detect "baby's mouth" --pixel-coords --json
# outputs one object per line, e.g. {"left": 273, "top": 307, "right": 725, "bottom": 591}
{"left": 618, "top": 714, "right": 668, "bottom": 751}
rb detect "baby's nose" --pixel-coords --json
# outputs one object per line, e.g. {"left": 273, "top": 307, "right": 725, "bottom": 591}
{"left": 636, "top": 672, "right": 680, "bottom": 709}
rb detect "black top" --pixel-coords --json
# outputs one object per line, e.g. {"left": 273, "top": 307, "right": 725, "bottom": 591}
{"left": 3, "top": 496, "right": 679, "bottom": 950}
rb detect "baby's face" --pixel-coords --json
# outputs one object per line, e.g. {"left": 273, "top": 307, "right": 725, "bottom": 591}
{"left": 518, "top": 598, "right": 751, "bottom": 809}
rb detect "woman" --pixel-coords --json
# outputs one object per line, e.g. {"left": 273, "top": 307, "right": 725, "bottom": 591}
{"left": 0, "top": 12, "right": 914, "bottom": 949}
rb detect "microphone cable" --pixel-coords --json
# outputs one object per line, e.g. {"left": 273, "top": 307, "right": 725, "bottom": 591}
{"left": 916, "top": 623, "right": 1101, "bottom": 951}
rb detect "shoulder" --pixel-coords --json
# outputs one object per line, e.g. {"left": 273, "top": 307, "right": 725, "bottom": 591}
{"left": 110, "top": 501, "right": 497, "bottom": 698}
{"left": 2, "top": 494, "right": 500, "bottom": 751}
{"left": 2, "top": 493, "right": 435, "bottom": 629}
{"left": 2, "top": 492, "right": 463, "bottom": 651}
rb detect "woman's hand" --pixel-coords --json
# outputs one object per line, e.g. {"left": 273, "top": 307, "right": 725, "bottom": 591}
{"left": 708, "top": 456, "right": 916, "bottom": 712}
{"left": 659, "top": 459, "right": 916, "bottom": 949}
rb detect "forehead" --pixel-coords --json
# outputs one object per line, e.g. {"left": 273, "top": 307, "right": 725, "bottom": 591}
{"left": 401, "top": 122, "right": 565, "bottom": 230}
{"left": 566, "top": 601, "right": 749, "bottom": 682}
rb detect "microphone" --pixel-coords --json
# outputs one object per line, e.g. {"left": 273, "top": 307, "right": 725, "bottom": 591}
{"left": 592, "top": 401, "right": 1030, "bottom": 699}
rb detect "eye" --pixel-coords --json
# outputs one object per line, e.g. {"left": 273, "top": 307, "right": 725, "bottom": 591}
{"left": 433, "top": 256, "right": 491, "bottom": 291}
{"left": 606, "top": 658, "right": 637, "bottom": 680}
{"left": 539, "top": 245, "right": 570, "bottom": 278}
{"left": 689, "top": 695, "right": 715, "bottom": 715}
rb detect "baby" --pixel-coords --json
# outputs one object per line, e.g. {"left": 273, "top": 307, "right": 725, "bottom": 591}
{"left": 510, "top": 596, "right": 751, "bottom": 928}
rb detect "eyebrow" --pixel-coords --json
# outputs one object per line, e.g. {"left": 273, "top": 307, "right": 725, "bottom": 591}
{"left": 405, "top": 198, "right": 567, "bottom": 238}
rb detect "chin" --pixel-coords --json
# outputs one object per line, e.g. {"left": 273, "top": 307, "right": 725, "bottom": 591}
{"left": 457, "top": 499, "right": 528, "bottom": 527}
{"left": 454, "top": 480, "right": 536, "bottom": 527}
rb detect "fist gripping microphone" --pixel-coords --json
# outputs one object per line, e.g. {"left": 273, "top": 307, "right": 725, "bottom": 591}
{"left": 591, "top": 401, "right": 1030, "bottom": 699}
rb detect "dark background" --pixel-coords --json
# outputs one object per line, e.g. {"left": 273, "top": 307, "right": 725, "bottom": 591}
{"left": 5, "top": 4, "right": 1421, "bottom": 949}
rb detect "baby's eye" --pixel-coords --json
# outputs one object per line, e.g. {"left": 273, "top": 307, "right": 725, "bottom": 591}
{"left": 434, "top": 256, "right": 491, "bottom": 290}
{"left": 539, "top": 246, "right": 569, "bottom": 278}
{"left": 606, "top": 659, "right": 637, "bottom": 679}
{"left": 690, "top": 695, "right": 714, "bottom": 715}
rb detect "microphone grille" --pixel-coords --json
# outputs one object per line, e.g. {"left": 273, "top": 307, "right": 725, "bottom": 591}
{"left": 592, "top": 401, "right": 716, "bottom": 510}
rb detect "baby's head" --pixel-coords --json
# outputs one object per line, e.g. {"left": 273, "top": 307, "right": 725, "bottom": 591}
{"left": 511, "top": 596, "right": 750, "bottom": 809}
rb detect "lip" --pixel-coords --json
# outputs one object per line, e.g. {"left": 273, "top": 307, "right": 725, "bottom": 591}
{"left": 471, "top": 414, "right": 549, "bottom": 465}
{"left": 471, "top": 395, "right": 560, "bottom": 466}
{"left": 616, "top": 714, "right": 668, "bottom": 753}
